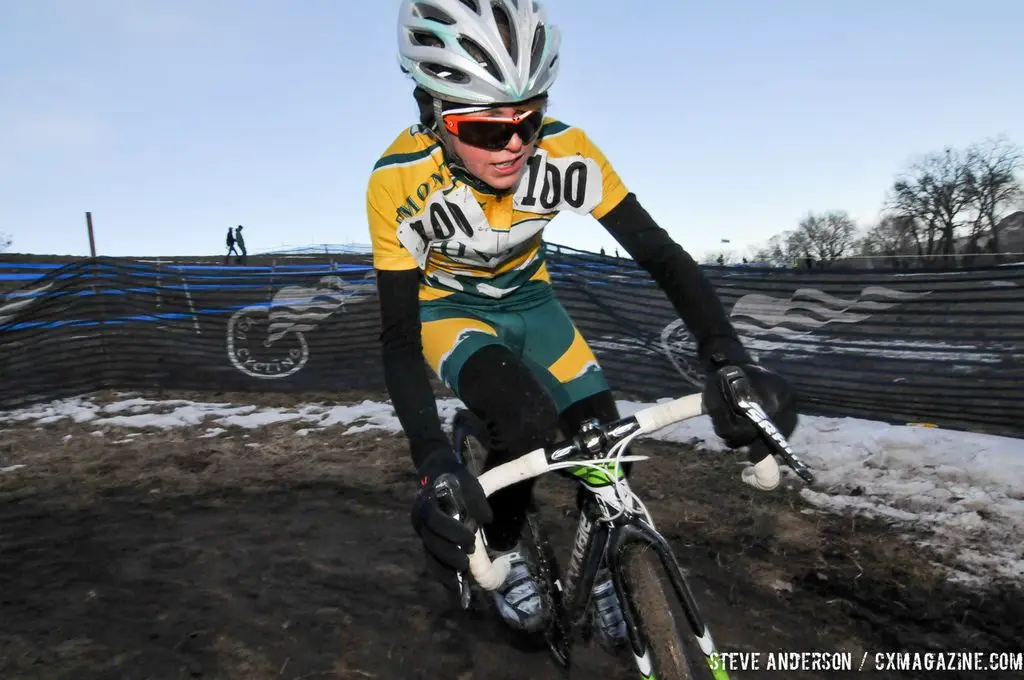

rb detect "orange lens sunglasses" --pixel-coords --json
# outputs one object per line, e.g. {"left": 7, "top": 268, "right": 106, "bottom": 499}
{"left": 441, "top": 109, "right": 545, "bottom": 150}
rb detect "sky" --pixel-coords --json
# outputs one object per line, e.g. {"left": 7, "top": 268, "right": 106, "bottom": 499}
{"left": 2, "top": 0, "right": 1023, "bottom": 260}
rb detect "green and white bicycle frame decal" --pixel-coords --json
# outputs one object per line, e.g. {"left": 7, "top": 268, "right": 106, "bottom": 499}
{"left": 569, "top": 459, "right": 626, "bottom": 487}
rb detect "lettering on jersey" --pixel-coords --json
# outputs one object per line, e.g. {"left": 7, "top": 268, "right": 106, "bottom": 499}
{"left": 396, "top": 185, "right": 549, "bottom": 274}
{"left": 397, "top": 185, "right": 496, "bottom": 269}
{"left": 395, "top": 163, "right": 451, "bottom": 224}
{"left": 514, "top": 147, "right": 603, "bottom": 216}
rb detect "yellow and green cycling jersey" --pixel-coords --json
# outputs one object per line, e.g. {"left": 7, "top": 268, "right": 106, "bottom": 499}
{"left": 366, "top": 116, "right": 630, "bottom": 303}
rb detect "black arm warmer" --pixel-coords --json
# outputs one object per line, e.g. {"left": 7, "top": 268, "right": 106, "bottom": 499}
{"left": 597, "top": 192, "right": 752, "bottom": 370}
{"left": 376, "top": 268, "right": 451, "bottom": 472}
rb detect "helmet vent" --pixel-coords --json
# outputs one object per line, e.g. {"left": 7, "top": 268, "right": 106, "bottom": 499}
{"left": 412, "top": 2, "right": 456, "bottom": 24}
{"left": 458, "top": 36, "right": 503, "bottom": 82}
{"left": 528, "top": 25, "right": 546, "bottom": 77}
{"left": 456, "top": 0, "right": 481, "bottom": 13}
{"left": 410, "top": 30, "right": 445, "bottom": 48}
{"left": 423, "top": 62, "right": 471, "bottom": 84}
{"left": 491, "top": 2, "right": 517, "bottom": 63}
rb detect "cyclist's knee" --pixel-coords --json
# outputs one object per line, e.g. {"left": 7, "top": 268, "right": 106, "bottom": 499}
{"left": 457, "top": 344, "right": 560, "bottom": 460}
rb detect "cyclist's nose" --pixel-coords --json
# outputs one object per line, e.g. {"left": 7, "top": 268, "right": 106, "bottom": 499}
{"left": 504, "top": 133, "right": 524, "bottom": 152}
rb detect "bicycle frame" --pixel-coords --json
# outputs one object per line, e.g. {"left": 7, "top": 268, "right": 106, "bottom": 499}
{"left": 449, "top": 369, "right": 815, "bottom": 678}
{"left": 538, "top": 424, "right": 730, "bottom": 678}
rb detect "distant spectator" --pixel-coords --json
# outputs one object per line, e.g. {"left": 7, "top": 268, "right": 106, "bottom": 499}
{"left": 234, "top": 225, "right": 247, "bottom": 264}
{"left": 225, "top": 228, "right": 238, "bottom": 263}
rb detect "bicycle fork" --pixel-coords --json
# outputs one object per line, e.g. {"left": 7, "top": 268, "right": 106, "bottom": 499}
{"left": 606, "top": 522, "right": 730, "bottom": 679}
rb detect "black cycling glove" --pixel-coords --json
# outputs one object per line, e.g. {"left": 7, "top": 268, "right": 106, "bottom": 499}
{"left": 410, "top": 450, "right": 494, "bottom": 591}
{"left": 700, "top": 348, "right": 798, "bottom": 450}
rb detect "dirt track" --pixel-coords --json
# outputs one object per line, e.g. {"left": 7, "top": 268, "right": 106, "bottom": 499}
{"left": 0, "top": 390, "right": 1021, "bottom": 680}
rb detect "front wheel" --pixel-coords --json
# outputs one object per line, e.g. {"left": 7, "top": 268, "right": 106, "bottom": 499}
{"left": 620, "top": 543, "right": 721, "bottom": 680}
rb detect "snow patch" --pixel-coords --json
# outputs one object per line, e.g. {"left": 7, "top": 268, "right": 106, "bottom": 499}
{"left": 1, "top": 394, "right": 1021, "bottom": 586}
{"left": 614, "top": 399, "right": 1024, "bottom": 587}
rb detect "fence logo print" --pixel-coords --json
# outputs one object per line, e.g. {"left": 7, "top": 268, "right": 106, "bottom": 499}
{"left": 659, "top": 285, "right": 933, "bottom": 388}
{"left": 226, "top": 275, "right": 374, "bottom": 379}
{"left": 0, "top": 282, "right": 54, "bottom": 328}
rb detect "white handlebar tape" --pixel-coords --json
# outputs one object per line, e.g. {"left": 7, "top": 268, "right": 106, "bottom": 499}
{"left": 741, "top": 454, "right": 781, "bottom": 490}
{"left": 477, "top": 449, "right": 550, "bottom": 498}
{"left": 633, "top": 393, "right": 704, "bottom": 434}
{"left": 467, "top": 532, "right": 509, "bottom": 590}
{"left": 465, "top": 449, "right": 551, "bottom": 591}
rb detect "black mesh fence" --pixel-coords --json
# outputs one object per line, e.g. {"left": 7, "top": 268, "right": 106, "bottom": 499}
{"left": 1, "top": 246, "right": 1022, "bottom": 438}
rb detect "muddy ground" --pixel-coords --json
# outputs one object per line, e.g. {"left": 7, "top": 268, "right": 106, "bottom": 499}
{"left": 0, "top": 389, "right": 1021, "bottom": 680}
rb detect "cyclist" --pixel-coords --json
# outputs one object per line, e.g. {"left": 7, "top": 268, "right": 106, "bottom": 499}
{"left": 367, "top": 0, "right": 798, "bottom": 648}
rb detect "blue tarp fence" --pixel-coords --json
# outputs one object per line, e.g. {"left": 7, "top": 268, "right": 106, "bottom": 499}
{"left": 1, "top": 245, "right": 1022, "bottom": 438}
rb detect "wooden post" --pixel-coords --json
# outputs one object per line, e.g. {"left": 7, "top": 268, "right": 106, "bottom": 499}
{"left": 85, "top": 212, "right": 97, "bottom": 257}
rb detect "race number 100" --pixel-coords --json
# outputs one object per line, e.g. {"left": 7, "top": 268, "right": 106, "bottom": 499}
{"left": 514, "top": 149, "right": 602, "bottom": 215}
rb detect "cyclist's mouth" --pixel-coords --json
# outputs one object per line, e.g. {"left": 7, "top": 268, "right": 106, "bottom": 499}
{"left": 492, "top": 155, "right": 525, "bottom": 174}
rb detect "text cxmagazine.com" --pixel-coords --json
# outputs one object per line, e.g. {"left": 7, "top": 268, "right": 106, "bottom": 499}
{"left": 711, "top": 650, "right": 1024, "bottom": 673}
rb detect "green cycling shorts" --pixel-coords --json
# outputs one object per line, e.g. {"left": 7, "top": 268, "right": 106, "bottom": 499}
{"left": 419, "top": 282, "right": 610, "bottom": 413}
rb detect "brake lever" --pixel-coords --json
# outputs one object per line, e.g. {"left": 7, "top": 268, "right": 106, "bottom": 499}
{"left": 719, "top": 368, "right": 816, "bottom": 485}
{"left": 433, "top": 473, "right": 475, "bottom": 610}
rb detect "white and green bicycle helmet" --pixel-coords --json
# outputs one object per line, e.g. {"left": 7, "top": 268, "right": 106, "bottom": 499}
{"left": 397, "top": 0, "right": 562, "bottom": 106}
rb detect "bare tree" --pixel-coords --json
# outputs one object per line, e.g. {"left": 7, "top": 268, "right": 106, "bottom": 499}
{"left": 886, "top": 147, "right": 973, "bottom": 261}
{"left": 791, "top": 210, "right": 860, "bottom": 262}
{"left": 701, "top": 250, "right": 736, "bottom": 265}
{"left": 962, "top": 136, "right": 1022, "bottom": 259}
{"left": 860, "top": 215, "right": 917, "bottom": 266}
{"left": 752, "top": 231, "right": 799, "bottom": 266}
{"left": 785, "top": 228, "right": 812, "bottom": 261}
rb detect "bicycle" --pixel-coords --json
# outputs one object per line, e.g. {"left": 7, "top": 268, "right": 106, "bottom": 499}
{"left": 439, "top": 365, "right": 816, "bottom": 679}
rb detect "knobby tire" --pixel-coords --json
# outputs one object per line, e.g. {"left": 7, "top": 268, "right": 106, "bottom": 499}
{"left": 621, "top": 543, "right": 714, "bottom": 680}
